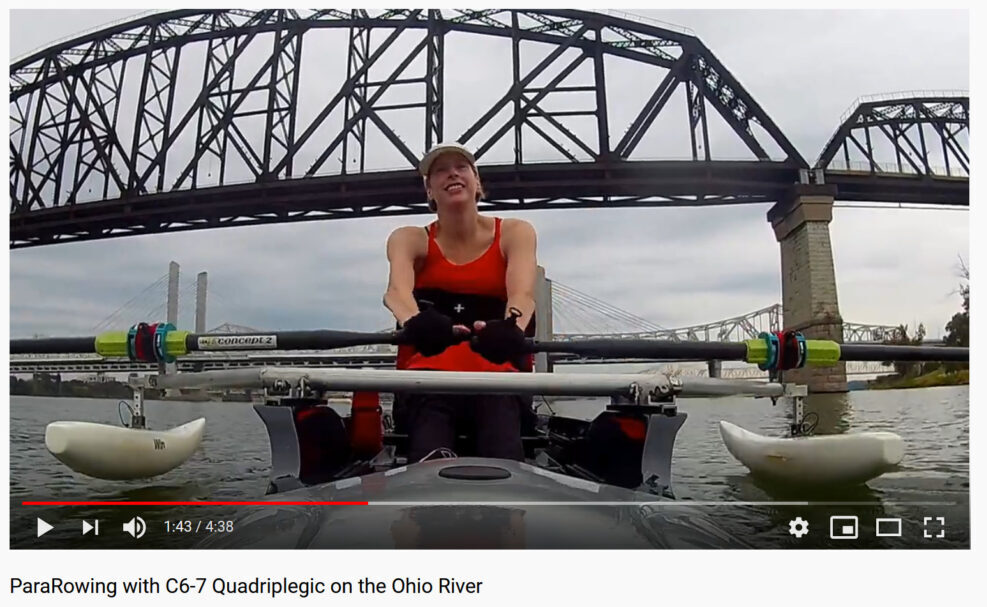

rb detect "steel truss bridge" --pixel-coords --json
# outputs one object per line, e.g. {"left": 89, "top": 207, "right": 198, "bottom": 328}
{"left": 10, "top": 9, "right": 968, "bottom": 248}
{"left": 10, "top": 303, "right": 909, "bottom": 375}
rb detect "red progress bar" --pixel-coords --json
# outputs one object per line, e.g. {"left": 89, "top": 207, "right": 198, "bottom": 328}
{"left": 22, "top": 501, "right": 368, "bottom": 506}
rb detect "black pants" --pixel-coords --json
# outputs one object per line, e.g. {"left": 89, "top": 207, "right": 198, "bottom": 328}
{"left": 399, "top": 393, "right": 526, "bottom": 462}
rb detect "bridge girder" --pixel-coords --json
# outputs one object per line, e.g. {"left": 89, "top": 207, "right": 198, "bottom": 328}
{"left": 9, "top": 11, "right": 967, "bottom": 248}
{"left": 10, "top": 9, "right": 813, "bottom": 248}
{"left": 816, "top": 95, "right": 969, "bottom": 206}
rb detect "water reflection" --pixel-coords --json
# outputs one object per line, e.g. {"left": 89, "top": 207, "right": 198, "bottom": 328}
{"left": 790, "top": 392, "right": 853, "bottom": 435}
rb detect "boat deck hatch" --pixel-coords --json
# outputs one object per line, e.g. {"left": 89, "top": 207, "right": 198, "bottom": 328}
{"left": 438, "top": 465, "right": 512, "bottom": 481}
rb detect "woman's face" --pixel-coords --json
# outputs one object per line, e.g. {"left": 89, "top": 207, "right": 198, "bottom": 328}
{"left": 426, "top": 152, "right": 479, "bottom": 210}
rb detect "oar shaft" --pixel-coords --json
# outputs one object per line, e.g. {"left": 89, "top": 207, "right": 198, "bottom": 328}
{"left": 10, "top": 337, "right": 94, "bottom": 354}
{"left": 10, "top": 330, "right": 401, "bottom": 355}
{"left": 538, "top": 339, "right": 968, "bottom": 362}
{"left": 839, "top": 343, "right": 967, "bottom": 362}
{"left": 11, "top": 330, "right": 969, "bottom": 363}
{"left": 184, "top": 329, "right": 400, "bottom": 352}
{"left": 530, "top": 339, "right": 748, "bottom": 360}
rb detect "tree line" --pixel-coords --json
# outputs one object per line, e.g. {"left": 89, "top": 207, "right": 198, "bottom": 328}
{"left": 880, "top": 259, "right": 968, "bottom": 380}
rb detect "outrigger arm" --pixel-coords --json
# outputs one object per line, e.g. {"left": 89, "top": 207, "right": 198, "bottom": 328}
{"left": 140, "top": 367, "right": 788, "bottom": 400}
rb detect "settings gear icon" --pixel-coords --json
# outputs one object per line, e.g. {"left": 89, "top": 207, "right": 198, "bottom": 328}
{"left": 788, "top": 517, "right": 809, "bottom": 538}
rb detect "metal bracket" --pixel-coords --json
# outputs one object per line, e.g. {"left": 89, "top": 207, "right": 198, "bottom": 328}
{"left": 621, "top": 374, "right": 680, "bottom": 416}
{"left": 769, "top": 383, "right": 809, "bottom": 436}
{"left": 130, "top": 386, "right": 147, "bottom": 429}
{"left": 628, "top": 373, "right": 676, "bottom": 404}
{"left": 791, "top": 394, "right": 805, "bottom": 434}
{"left": 783, "top": 383, "right": 808, "bottom": 398}
{"left": 266, "top": 375, "right": 318, "bottom": 402}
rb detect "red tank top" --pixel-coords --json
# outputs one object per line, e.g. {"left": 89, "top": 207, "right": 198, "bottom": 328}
{"left": 397, "top": 217, "right": 520, "bottom": 372}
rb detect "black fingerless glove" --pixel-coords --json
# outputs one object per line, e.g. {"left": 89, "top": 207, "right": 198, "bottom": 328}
{"left": 470, "top": 309, "right": 527, "bottom": 365}
{"left": 401, "top": 307, "right": 458, "bottom": 357}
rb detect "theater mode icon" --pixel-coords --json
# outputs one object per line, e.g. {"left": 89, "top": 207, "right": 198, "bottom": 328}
{"left": 829, "top": 516, "right": 858, "bottom": 540}
{"left": 875, "top": 518, "right": 902, "bottom": 537}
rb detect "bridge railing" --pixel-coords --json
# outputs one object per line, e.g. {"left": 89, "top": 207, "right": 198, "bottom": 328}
{"left": 838, "top": 90, "right": 970, "bottom": 125}
{"left": 825, "top": 160, "right": 968, "bottom": 178}
{"left": 591, "top": 9, "right": 696, "bottom": 36}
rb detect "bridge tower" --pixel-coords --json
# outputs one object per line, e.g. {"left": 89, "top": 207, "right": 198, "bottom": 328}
{"left": 768, "top": 183, "right": 848, "bottom": 393}
{"left": 195, "top": 272, "right": 208, "bottom": 333}
{"left": 167, "top": 261, "right": 180, "bottom": 326}
{"left": 534, "top": 265, "right": 554, "bottom": 373}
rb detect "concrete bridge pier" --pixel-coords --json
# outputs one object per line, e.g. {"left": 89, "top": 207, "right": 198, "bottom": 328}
{"left": 768, "top": 184, "right": 848, "bottom": 393}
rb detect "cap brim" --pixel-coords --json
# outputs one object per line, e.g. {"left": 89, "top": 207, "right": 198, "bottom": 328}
{"left": 420, "top": 146, "right": 476, "bottom": 176}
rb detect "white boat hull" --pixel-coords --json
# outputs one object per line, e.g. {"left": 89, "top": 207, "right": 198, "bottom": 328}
{"left": 45, "top": 418, "right": 206, "bottom": 480}
{"left": 718, "top": 421, "right": 904, "bottom": 486}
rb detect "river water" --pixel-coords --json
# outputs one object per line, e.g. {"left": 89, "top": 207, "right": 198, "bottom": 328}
{"left": 10, "top": 384, "right": 969, "bottom": 549}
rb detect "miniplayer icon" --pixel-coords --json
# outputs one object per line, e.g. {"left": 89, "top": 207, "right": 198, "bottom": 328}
{"left": 829, "top": 516, "right": 858, "bottom": 540}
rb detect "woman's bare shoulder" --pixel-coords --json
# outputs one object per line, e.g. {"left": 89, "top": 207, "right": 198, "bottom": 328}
{"left": 386, "top": 224, "right": 429, "bottom": 257}
{"left": 501, "top": 217, "right": 536, "bottom": 235}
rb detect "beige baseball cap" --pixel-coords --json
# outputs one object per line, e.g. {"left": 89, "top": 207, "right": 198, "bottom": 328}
{"left": 419, "top": 142, "right": 477, "bottom": 177}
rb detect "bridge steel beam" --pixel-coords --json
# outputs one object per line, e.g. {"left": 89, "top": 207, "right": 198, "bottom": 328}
{"left": 816, "top": 95, "right": 969, "bottom": 206}
{"left": 10, "top": 9, "right": 812, "bottom": 248}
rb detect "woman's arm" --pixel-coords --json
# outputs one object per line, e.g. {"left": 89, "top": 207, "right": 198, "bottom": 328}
{"left": 383, "top": 227, "right": 424, "bottom": 327}
{"left": 502, "top": 219, "right": 538, "bottom": 331}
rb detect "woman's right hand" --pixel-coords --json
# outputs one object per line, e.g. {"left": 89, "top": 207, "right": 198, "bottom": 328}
{"left": 401, "top": 308, "right": 471, "bottom": 356}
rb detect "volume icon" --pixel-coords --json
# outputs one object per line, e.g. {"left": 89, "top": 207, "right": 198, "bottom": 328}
{"left": 123, "top": 516, "right": 146, "bottom": 539}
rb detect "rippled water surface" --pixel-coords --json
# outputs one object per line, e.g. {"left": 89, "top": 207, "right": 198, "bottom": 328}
{"left": 10, "top": 385, "right": 969, "bottom": 549}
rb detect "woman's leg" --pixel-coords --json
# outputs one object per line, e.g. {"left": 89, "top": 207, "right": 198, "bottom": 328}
{"left": 405, "top": 393, "right": 458, "bottom": 462}
{"left": 472, "top": 394, "right": 524, "bottom": 461}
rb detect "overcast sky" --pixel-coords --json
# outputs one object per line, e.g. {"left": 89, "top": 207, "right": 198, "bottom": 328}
{"left": 7, "top": 9, "right": 970, "bottom": 340}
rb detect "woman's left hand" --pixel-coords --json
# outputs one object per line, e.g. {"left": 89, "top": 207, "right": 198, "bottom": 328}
{"left": 470, "top": 317, "right": 526, "bottom": 364}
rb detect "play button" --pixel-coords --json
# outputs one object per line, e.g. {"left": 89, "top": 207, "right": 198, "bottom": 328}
{"left": 37, "top": 518, "right": 54, "bottom": 538}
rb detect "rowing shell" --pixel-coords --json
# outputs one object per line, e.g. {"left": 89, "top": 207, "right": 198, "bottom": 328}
{"left": 45, "top": 418, "right": 206, "bottom": 480}
{"left": 718, "top": 421, "right": 904, "bottom": 486}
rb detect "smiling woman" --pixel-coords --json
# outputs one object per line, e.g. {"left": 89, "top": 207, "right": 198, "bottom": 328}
{"left": 382, "top": 142, "right": 539, "bottom": 463}
{"left": 419, "top": 142, "right": 488, "bottom": 212}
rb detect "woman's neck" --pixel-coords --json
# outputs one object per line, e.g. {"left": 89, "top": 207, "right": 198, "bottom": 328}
{"left": 436, "top": 207, "right": 482, "bottom": 243}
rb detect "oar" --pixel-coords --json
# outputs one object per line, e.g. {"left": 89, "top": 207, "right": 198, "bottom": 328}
{"left": 10, "top": 328, "right": 969, "bottom": 364}
{"left": 532, "top": 338, "right": 967, "bottom": 363}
